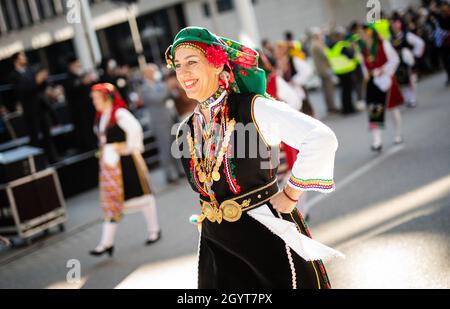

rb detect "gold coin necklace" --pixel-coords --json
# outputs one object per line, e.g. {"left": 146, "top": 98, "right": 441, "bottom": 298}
{"left": 187, "top": 94, "right": 235, "bottom": 204}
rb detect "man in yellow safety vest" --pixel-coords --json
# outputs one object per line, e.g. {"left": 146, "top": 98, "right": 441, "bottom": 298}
{"left": 326, "top": 28, "right": 358, "bottom": 114}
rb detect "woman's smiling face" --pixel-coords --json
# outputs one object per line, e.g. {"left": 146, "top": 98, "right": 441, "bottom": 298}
{"left": 174, "top": 46, "right": 222, "bottom": 102}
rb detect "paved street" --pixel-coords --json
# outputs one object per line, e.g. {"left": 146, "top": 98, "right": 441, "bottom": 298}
{"left": 0, "top": 72, "right": 449, "bottom": 289}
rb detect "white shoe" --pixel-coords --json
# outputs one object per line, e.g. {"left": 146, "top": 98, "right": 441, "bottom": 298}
{"left": 145, "top": 230, "right": 162, "bottom": 245}
{"left": 356, "top": 100, "right": 366, "bottom": 111}
{"left": 406, "top": 101, "right": 417, "bottom": 108}
{"left": 394, "top": 136, "right": 404, "bottom": 144}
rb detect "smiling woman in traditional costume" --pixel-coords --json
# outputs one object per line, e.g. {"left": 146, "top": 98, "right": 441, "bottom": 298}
{"left": 167, "top": 27, "right": 343, "bottom": 289}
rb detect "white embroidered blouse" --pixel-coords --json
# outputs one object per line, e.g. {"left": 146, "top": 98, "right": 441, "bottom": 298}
{"left": 253, "top": 96, "right": 338, "bottom": 193}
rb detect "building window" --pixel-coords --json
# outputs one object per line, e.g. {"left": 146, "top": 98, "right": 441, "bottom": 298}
{"left": 17, "top": 0, "right": 32, "bottom": 27}
{"left": 28, "top": 0, "right": 42, "bottom": 23}
{"left": 216, "top": 0, "right": 233, "bottom": 13}
{"left": 36, "top": 0, "right": 55, "bottom": 19}
{"left": 202, "top": 2, "right": 210, "bottom": 17}
{"left": 202, "top": 0, "right": 235, "bottom": 17}
{"left": 52, "top": 0, "right": 64, "bottom": 15}
{"left": 0, "top": 4, "right": 8, "bottom": 34}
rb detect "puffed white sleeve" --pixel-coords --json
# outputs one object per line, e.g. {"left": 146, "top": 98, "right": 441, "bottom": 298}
{"left": 291, "top": 57, "right": 314, "bottom": 87}
{"left": 381, "top": 40, "right": 400, "bottom": 77}
{"left": 253, "top": 96, "right": 338, "bottom": 193}
{"left": 275, "top": 75, "right": 303, "bottom": 111}
{"left": 115, "top": 108, "right": 144, "bottom": 154}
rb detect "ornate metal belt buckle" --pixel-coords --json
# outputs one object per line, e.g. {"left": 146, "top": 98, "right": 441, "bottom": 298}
{"left": 220, "top": 200, "right": 243, "bottom": 223}
{"left": 201, "top": 202, "right": 216, "bottom": 223}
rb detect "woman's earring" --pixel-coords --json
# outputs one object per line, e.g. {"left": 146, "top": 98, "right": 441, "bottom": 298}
{"left": 219, "top": 71, "right": 230, "bottom": 89}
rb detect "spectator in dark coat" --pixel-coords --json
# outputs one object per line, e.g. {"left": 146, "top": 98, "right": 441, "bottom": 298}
{"left": 63, "top": 56, "right": 97, "bottom": 152}
{"left": 10, "top": 52, "right": 58, "bottom": 163}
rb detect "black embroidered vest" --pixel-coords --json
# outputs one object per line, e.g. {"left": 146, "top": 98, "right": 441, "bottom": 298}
{"left": 392, "top": 32, "right": 414, "bottom": 53}
{"left": 96, "top": 118, "right": 126, "bottom": 145}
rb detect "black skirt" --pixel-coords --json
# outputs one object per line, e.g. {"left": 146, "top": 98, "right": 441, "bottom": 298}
{"left": 366, "top": 77, "right": 388, "bottom": 127}
{"left": 120, "top": 153, "right": 152, "bottom": 201}
{"left": 197, "top": 201, "right": 331, "bottom": 289}
{"left": 395, "top": 63, "right": 412, "bottom": 86}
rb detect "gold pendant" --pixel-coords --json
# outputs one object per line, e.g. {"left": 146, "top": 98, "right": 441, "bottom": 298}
{"left": 202, "top": 202, "right": 216, "bottom": 223}
{"left": 212, "top": 171, "right": 221, "bottom": 182}
{"left": 199, "top": 172, "right": 206, "bottom": 183}
{"left": 215, "top": 207, "right": 223, "bottom": 224}
{"left": 197, "top": 214, "right": 206, "bottom": 223}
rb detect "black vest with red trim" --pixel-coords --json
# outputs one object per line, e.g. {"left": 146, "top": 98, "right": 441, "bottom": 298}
{"left": 95, "top": 111, "right": 127, "bottom": 145}
{"left": 176, "top": 92, "right": 279, "bottom": 203}
{"left": 104, "top": 124, "right": 126, "bottom": 144}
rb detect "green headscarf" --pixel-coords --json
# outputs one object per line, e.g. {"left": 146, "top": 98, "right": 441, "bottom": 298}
{"left": 165, "top": 27, "right": 267, "bottom": 96}
{"left": 360, "top": 23, "right": 382, "bottom": 58}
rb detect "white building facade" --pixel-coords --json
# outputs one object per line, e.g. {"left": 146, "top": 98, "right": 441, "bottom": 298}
{"left": 0, "top": 0, "right": 421, "bottom": 67}
{"left": 184, "top": 0, "right": 421, "bottom": 45}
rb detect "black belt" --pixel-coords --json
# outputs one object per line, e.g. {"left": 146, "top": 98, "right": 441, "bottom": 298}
{"left": 198, "top": 178, "right": 279, "bottom": 224}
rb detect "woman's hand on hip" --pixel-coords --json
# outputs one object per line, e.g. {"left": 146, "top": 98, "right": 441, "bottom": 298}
{"left": 269, "top": 187, "right": 304, "bottom": 214}
{"left": 113, "top": 142, "right": 128, "bottom": 156}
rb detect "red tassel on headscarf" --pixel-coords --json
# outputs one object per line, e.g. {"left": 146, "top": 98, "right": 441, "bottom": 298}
{"left": 91, "top": 83, "right": 128, "bottom": 127}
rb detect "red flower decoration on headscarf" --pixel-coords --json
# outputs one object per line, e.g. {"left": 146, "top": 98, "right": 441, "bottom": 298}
{"left": 241, "top": 46, "right": 258, "bottom": 56}
{"left": 234, "top": 46, "right": 258, "bottom": 69}
{"left": 205, "top": 45, "right": 229, "bottom": 68}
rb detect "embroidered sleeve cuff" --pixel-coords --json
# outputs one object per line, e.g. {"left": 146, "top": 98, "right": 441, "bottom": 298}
{"left": 287, "top": 174, "right": 336, "bottom": 194}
